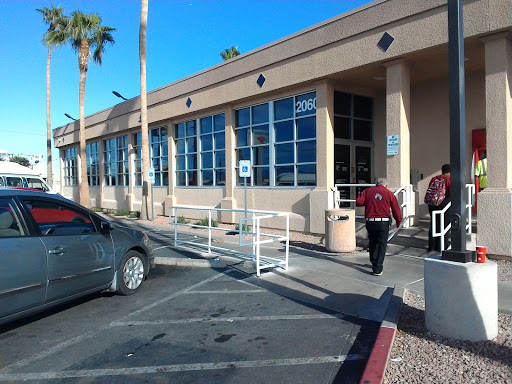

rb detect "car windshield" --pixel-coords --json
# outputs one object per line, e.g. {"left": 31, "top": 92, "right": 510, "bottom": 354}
{"left": 25, "top": 178, "right": 50, "bottom": 192}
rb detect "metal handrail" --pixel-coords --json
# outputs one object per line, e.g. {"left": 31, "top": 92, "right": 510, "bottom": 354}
{"left": 169, "top": 205, "right": 289, "bottom": 277}
{"left": 431, "top": 183, "right": 475, "bottom": 250}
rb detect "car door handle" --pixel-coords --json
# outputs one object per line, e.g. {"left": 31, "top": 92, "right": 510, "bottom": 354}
{"left": 48, "top": 247, "right": 66, "bottom": 255}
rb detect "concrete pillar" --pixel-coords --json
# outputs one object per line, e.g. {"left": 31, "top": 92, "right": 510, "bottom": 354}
{"left": 98, "top": 140, "right": 105, "bottom": 209}
{"left": 477, "top": 33, "right": 512, "bottom": 257}
{"left": 165, "top": 121, "right": 177, "bottom": 215}
{"left": 384, "top": 60, "right": 410, "bottom": 189}
{"left": 221, "top": 107, "right": 237, "bottom": 223}
{"left": 309, "top": 80, "right": 335, "bottom": 234}
{"left": 127, "top": 131, "right": 135, "bottom": 212}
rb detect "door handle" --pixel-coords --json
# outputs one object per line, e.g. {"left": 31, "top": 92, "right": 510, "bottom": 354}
{"left": 48, "top": 247, "right": 66, "bottom": 255}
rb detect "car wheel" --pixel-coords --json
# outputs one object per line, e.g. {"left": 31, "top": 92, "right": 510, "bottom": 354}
{"left": 117, "top": 250, "right": 146, "bottom": 295}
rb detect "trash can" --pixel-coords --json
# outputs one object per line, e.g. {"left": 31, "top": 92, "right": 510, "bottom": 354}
{"left": 325, "top": 208, "right": 356, "bottom": 253}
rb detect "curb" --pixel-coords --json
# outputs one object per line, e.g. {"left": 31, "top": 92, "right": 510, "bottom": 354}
{"left": 359, "top": 286, "right": 405, "bottom": 384}
{"left": 155, "top": 256, "right": 225, "bottom": 269}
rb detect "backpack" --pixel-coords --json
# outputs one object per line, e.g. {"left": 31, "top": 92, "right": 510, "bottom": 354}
{"left": 424, "top": 176, "right": 446, "bottom": 206}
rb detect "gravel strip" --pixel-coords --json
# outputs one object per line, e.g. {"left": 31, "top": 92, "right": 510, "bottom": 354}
{"left": 385, "top": 290, "right": 512, "bottom": 384}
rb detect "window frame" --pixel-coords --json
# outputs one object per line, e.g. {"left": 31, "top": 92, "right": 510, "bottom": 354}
{"left": 63, "top": 147, "right": 78, "bottom": 187}
{"left": 103, "top": 135, "right": 129, "bottom": 186}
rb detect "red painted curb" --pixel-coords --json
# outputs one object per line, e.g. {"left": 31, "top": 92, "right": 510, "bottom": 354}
{"left": 359, "top": 326, "right": 396, "bottom": 384}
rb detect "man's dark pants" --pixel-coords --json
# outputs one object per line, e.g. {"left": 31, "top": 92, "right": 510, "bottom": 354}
{"left": 366, "top": 221, "right": 390, "bottom": 274}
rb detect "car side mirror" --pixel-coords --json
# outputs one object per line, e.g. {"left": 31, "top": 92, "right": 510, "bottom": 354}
{"left": 100, "top": 221, "right": 113, "bottom": 233}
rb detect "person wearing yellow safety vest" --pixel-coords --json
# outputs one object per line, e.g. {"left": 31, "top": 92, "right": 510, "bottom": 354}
{"left": 474, "top": 151, "right": 487, "bottom": 192}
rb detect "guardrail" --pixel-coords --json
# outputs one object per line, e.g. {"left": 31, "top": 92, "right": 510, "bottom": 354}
{"left": 169, "top": 206, "right": 289, "bottom": 277}
{"left": 333, "top": 183, "right": 414, "bottom": 233}
{"left": 432, "top": 183, "right": 475, "bottom": 250}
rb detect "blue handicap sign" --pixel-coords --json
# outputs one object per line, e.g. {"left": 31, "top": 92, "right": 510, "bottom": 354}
{"left": 242, "top": 166, "right": 248, "bottom": 173}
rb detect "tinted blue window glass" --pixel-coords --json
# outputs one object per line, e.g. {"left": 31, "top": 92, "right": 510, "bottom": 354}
{"left": 186, "top": 121, "right": 196, "bottom": 136}
{"left": 275, "top": 120, "right": 294, "bottom": 142}
{"left": 297, "top": 116, "right": 316, "bottom": 140}
{"left": 297, "top": 164, "right": 316, "bottom": 186}
{"left": 274, "top": 97, "right": 294, "bottom": 121}
{"left": 216, "top": 169, "right": 226, "bottom": 185}
{"left": 297, "top": 140, "right": 316, "bottom": 163}
{"left": 177, "top": 139, "right": 185, "bottom": 153}
{"left": 214, "top": 114, "right": 225, "bottom": 132}
{"left": 237, "top": 128, "right": 249, "bottom": 146}
{"left": 214, "top": 132, "right": 224, "bottom": 149}
{"left": 237, "top": 148, "right": 250, "bottom": 162}
{"left": 275, "top": 143, "right": 294, "bottom": 164}
{"left": 176, "top": 123, "right": 185, "bottom": 138}
{"left": 201, "top": 135, "right": 213, "bottom": 151}
{"left": 187, "top": 155, "right": 196, "bottom": 169}
{"left": 202, "top": 152, "right": 213, "bottom": 168}
{"left": 253, "top": 146, "right": 269, "bottom": 165}
{"left": 253, "top": 166, "right": 269, "bottom": 186}
{"left": 187, "top": 171, "right": 198, "bottom": 186}
{"left": 236, "top": 108, "right": 250, "bottom": 127}
{"left": 200, "top": 116, "right": 212, "bottom": 134}
{"left": 215, "top": 151, "right": 225, "bottom": 167}
{"left": 252, "top": 124, "right": 269, "bottom": 145}
{"left": 295, "top": 92, "right": 316, "bottom": 118}
{"left": 275, "top": 166, "right": 294, "bottom": 186}
{"left": 177, "top": 156, "right": 185, "bottom": 171}
{"left": 202, "top": 170, "right": 213, "bottom": 186}
{"left": 187, "top": 137, "right": 196, "bottom": 152}
{"left": 252, "top": 104, "right": 269, "bottom": 124}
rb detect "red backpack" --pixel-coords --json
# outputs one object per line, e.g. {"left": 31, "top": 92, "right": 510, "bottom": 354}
{"left": 424, "top": 176, "right": 446, "bottom": 206}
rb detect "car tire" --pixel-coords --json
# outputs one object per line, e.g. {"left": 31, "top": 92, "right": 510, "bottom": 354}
{"left": 117, "top": 250, "right": 146, "bottom": 295}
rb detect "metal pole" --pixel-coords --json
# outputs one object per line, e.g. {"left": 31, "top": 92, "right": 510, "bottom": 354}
{"left": 244, "top": 176, "right": 247, "bottom": 221}
{"left": 151, "top": 183, "right": 154, "bottom": 221}
{"left": 443, "top": 0, "right": 473, "bottom": 263}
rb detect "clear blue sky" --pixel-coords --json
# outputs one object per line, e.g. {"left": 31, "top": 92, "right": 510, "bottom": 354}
{"left": 0, "top": 0, "right": 372, "bottom": 172}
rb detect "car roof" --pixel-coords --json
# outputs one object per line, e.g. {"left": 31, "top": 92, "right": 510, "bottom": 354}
{"left": 0, "top": 188, "right": 74, "bottom": 204}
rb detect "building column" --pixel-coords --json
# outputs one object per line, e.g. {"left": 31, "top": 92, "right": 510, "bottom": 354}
{"left": 384, "top": 59, "right": 410, "bottom": 189}
{"left": 126, "top": 132, "right": 135, "bottom": 211}
{"left": 477, "top": 33, "right": 512, "bottom": 257}
{"left": 165, "top": 121, "right": 177, "bottom": 214}
{"left": 309, "top": 80, "right": 334, "bottom": 234}
{"left": 220, "top": 107, "right": 237, "bottom": 223}
{"left": 98, "top": 140, "right": 105, "bottom": 209}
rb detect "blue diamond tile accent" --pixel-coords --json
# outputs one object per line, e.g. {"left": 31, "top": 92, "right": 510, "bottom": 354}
{"left": 186, "top": 97, "right": 192, "bottom": 108}
{"left": 257, "top": 74, "right": 266, "bottom": 88}
{"left": 377, "top": 32, "right": 394, "bottom": 52}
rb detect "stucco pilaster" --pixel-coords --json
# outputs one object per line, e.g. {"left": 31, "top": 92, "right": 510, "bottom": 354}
{"left": 98, "top": 139, "right": 105, "bottom": 209}
{"left": 126, "top": 132, "right": 135, "bottom": 211}
{"left": 309, "top": 80, "right": 335, "bottom": 234}
{"left": 385, "top": 60, "right": 410, "bottom": 189}
{"left": 221, "top": 107, "right": 237, "bottom": 223}
{"left": 477, "top": 33, "right": 512, "bottom": 258}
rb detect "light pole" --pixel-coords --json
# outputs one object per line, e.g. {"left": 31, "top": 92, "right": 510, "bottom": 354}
{"left": 112, "top": 91, "right": 128, "bottom": 101}
{"left": 64, "top": 113, "right": 77, "bottom": 121}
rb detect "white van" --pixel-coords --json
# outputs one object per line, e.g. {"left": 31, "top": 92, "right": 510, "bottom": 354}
{"left": 0, "top": 162, "right": 56, "bottom": 193}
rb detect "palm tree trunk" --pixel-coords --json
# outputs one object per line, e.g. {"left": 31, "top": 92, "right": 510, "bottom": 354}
{"left": 46, "top": 46, "right": 53, "bottom": 187}
{"left": 140, "top": 0, "right": 152, "bottom": 220}
{"left": 79, "top": 69, "right": 91, "bottom": 208}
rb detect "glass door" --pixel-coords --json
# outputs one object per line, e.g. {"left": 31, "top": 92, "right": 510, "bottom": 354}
{"left": 334, "top": 143, "right": 372, "bottom": 207}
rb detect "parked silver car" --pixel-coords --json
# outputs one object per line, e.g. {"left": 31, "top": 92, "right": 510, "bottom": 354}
{"left": 0, "top": 188, "right": 154, "bottom": 325}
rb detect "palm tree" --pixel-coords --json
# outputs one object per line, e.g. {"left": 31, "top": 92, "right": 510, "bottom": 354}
{"left": 37, "top": 5, "right": 68, "bottom": 189}
{"left": 220, "top": 46, "right": 240, "bottom": 61}
{"left": 139, "top": 0, "right": 152, "bottom": 220}
{"left": 67, "top": 11, "right": 115, "bottom": 208}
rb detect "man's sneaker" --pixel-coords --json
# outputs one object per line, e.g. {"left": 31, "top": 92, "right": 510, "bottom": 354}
{"left": 373, "top": 271, "right": 383, "bottom": 276}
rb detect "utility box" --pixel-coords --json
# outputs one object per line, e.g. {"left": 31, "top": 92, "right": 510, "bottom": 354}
{"left": 325, "top": 209, "right": 356, "bottom": 253}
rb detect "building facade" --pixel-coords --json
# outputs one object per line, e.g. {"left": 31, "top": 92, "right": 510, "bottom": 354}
{"left": 53, "top": 0, "right": 512, "bottom": 257}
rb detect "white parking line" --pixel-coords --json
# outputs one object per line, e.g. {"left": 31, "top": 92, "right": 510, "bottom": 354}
{"left": 110, "top": 313, "right": 345, "bottom": 327}
{"left": 0, "top": 355, "right": 366, "bottom": 381}
{"left": 0, "top": 272, "right": 228, "bottom": 374}
{"left": 182, "top": 289, "right": 266, "bottom": 294}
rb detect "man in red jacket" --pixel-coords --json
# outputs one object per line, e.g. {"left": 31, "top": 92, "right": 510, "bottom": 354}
{"left": 356, "top": 178, "right": 402, "bottom": 276}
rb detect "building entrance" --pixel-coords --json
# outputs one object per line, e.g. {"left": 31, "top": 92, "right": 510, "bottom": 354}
{"left": 334, "top": 142, "right": 372, "bottom": 207}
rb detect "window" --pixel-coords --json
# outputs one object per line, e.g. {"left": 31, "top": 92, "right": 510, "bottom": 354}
{"left": 175, "top": 114, "right": 225, "bottom": 186}
{"left": 104, "top": 136, "right": 128, "bottom": 186}
{"left": 235, "top": 91, "right": 316, "bottom": 187}
{"left": 334, "top": 92, "right": 373, "bottom": 142}
{"left": 0, "top": 199, "right": 24, "bottom": 237}
{"left": 133, "top": 132, "right": 142, "bottom": 186}
{"left": 150, "top": 127, "right": 168, "bottom": 186}
{"left": 86, "top": 142, "right": 100, "bottom": 186}
{"left": 22, "top": 198, "right": 94, "bottom": 236}
{"left": 25, "top": 178, "right": 50, "bottom": 192}
{"left": 64, "top": 147, "right": 77, "bottom": 186}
